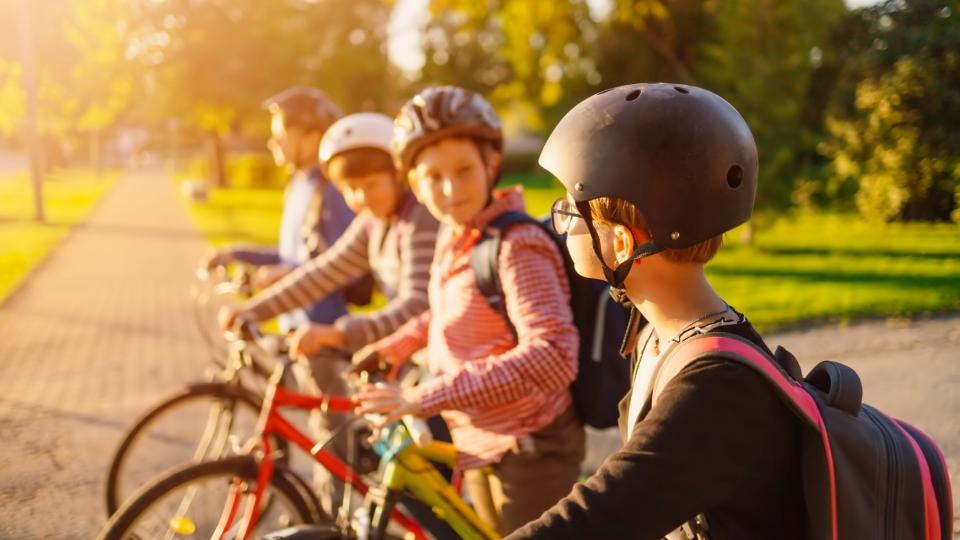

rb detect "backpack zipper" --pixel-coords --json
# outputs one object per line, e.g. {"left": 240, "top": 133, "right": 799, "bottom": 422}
{"left": 865, "top": 407, "right": 901, "bottom": 539}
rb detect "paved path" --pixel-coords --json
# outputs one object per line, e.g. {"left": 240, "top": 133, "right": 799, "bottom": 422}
{"left": 0, "top": 169, "right": 209, "bottom": 538}
{"left": 0, "top": 169, "right": 956, "bottom": 537}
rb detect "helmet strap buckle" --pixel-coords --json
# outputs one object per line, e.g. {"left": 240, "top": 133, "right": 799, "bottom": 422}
{"left": 576, "top": 200, "right": 662, "bottom": 290}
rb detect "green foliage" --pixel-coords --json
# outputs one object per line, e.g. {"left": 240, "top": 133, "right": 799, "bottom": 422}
{"left": 124, "top": 0, "right": 396, "bottom": 137}
{"left": 181, "top": 153, "right": 286, "bottom": 190}
{"left": 825, "top": 0, "right": 960, "bottom": 222}
{"left": 422, "top": 0, "right": 846, "bottom": 209}
{"left": 599, "top": 0, "right": 845, "bottom": 209}
{"left": 425, "top": 0, "right": 598, "bottom": 132}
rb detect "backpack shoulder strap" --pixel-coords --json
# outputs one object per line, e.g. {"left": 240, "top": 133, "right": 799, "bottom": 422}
{"left": 656, "top": 332, "right": 841, "bottom": 540}
{"left": 652, "top": 332, "right": 822, "bottom": 430}
{"left": 469, "top": 211, "right": 543, "bottom": 338}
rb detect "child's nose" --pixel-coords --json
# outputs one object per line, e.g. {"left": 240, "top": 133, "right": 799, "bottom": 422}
{"left": 441, "top": 178, "right": 454, "bottom": 198}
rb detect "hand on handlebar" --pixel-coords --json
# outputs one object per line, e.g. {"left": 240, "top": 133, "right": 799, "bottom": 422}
{"left": 356, "top": 382, "right": 423, "bottom": 429}
{"left": 201, "top": 248, "right": 233, "bottom": 272}
{"left": 218, "top": 304, "right": 251, "bottom": 333}
{"left": 347, "top": 347, "right": 396, "bottom": 382}
{"left": 251, "top": 263, "right": 294, "bottom": 290}
{"left": 288, "top": 323, "right": 345, "bottom": 359}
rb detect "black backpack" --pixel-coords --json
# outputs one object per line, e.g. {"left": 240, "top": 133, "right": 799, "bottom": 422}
{"left": 470, "top": 211, "right": 635, "bottom": 428}
{"left": 655, "top": 333, "right": 953, "bottom": 540}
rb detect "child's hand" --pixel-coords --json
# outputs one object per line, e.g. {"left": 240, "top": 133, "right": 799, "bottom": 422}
{"left": 357, "top": 383, "right": 423, "bottom": 428}
{"left": 288, "top": 323, "right": 345, "bottom": 358}
{"left": 251, "top": 263, "right": 293, "bottom": 290}
{"left": 347, "top": 347, "right": 395, "bottom": 382}
{"left": 201, "top": 248, "right": 233, "bottom": 271}
{"left": 218, "top": 304, "right": 249, "bottom": 332}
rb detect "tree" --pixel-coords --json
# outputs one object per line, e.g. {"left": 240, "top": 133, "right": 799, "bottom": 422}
{"left": 825, "top": 0, "right": 960, "bottom": 222}
{"left": 424, "top": 0, "right": 597, "bottom": 134}
{"left": 600, "top": 0, "right": 846, "bottom": 209}
{"left": 124, "top": 0, "right": 395, "bottom": 185}
{"left": 0, "top": 0, "right": 133, "bottom": 169}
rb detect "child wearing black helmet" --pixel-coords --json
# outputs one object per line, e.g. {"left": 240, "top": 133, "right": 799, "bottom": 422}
{"left": 508, "top": 84, "right": 804, "bottom": 539}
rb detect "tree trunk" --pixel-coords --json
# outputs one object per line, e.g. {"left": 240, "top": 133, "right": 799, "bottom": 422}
{"left": 208, "top": 131, "right": 227, "bottom": 188}
{"left": 17, "top": 0, "right": 43, "bottom": 222}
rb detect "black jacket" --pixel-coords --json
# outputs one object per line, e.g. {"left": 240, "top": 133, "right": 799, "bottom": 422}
{"left": 507, "top": 321, "right": 805, "bottom": 539}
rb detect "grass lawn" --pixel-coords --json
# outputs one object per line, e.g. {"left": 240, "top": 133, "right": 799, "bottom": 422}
{"left": 0, "top": 169, "right": 118, "bottom": 302}
{"left": 182, "top": 185, "right": 284, "bottom": 248}
{"left": 179, "top": 174, "right": 960, "bottom": 331}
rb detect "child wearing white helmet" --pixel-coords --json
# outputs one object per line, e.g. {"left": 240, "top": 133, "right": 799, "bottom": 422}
{"left": 220, "top": 111, "right": 440, "bottom": 513}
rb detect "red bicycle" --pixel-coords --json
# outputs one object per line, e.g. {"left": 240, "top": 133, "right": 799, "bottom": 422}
{"left": 97, "top": 321, "right": 470, "bottom": 540}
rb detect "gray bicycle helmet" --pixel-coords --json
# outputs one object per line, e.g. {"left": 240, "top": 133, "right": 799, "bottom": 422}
{"left": 263, "top": 86, "right": 343, "bottom": 132}
{"left": 393, "top": 85, "right": 502, "bottom": 173}
{"left": 540, "top": 83, "right": 758, "bottom": 288}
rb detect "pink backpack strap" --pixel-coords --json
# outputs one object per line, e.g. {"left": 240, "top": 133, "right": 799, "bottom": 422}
{"left": 654, "top": 333, "right": 839, "bottom": 540}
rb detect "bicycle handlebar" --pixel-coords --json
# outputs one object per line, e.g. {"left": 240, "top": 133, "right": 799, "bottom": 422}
{"left": 402, "top": 415, "right": 434, "bottom": 447}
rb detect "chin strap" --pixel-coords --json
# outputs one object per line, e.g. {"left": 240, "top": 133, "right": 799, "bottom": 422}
{"left": 574, "top": 200, "right": 662, "bottom": 290}
{"left": 574, "top": 200, "right": 661, "bottom": 358}
{"left": 619, "top": 306, "right": 645, "bottom": 359}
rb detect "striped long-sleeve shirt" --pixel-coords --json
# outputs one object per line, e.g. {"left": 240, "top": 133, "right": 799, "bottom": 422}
{"left": 373, "top": 187, "right": 579, "bottom": 469}
{"left": 243, "top": 192, "right": 439, "bottom": 352}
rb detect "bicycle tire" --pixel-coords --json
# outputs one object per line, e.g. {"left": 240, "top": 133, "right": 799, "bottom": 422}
{"left": 104, "top": 382, "right": 289, "bottom": 516}
{"left": 97, "top": 455, "right": 326, "bottom": 540}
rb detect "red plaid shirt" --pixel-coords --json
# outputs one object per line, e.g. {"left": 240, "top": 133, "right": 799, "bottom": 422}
{"left": 374, "top": 187, "right": 579, "bottom": 469}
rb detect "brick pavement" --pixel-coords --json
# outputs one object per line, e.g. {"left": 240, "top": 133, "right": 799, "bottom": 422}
{"left": 0, "top": 169, "right": 210, "bottom": 538}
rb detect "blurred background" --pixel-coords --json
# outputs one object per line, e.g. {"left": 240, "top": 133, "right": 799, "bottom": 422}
{"left": 0, "top": 0, "right": 957, "bottom": 329}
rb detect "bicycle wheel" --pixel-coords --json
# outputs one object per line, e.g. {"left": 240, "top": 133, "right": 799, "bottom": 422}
{"left": 98, "top": 455, "right": 328, "bottom": 540}
{"left": 105, "top": 382, "right": 288, "bottom": 516}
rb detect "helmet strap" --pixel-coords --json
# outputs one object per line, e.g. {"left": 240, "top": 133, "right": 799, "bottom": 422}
{"left": 575, "top": 200, "right": 663, "bottom": 290}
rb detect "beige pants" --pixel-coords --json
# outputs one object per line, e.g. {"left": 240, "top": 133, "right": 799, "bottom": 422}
{"left": 463, "top": 406, "right": 585, "bottom": 535}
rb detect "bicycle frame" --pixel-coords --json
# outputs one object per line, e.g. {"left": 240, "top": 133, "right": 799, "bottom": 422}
{"left": 213, "top": 356, "right": 498, "bottom": 540}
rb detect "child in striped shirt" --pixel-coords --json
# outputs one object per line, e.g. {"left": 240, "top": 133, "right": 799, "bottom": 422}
{"left": 219, "top": 112, "right": 439, "bottom": 513}
{"left": 355, "top": 87, "right": 584, "bottom": 535}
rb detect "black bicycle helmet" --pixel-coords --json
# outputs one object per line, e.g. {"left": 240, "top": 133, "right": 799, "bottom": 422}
{"left": 262, "top": 86, "right": 343, "bottom": 132}
{"left": 393, "top": 85, "right": 502, "bottom": 173}
{"left": 539, "top": 83, "right": 758, "bottom": 288}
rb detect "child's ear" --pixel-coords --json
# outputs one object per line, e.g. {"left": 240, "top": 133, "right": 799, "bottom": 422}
{"left": 612, "top": 224, "right": 636, "bottom": 264}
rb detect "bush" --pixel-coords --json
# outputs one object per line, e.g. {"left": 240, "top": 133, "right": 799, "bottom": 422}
{"left": 226, "top": 153, "right": 286, "bottom": 189}
{"left": 180, "top": 152, "right": 286, "bottom": 190}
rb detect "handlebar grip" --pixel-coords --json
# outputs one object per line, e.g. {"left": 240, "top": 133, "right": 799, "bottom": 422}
{"left": 402, "top": 415, "right": 433, "bottom": 447}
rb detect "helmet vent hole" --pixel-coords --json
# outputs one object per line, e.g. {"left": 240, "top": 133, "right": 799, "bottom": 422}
{"left": 674, "top": 86, "right": 689, "bottom": 94}
{"left": 625, "top": 89, "right": 642, "bottom": 101}
{"left": 727, "top": 165, "right": 743, "bottom": 188}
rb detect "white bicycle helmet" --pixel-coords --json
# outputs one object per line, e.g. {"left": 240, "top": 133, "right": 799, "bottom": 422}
{"left": 319, "top": 112, "right": 395, "bottom": 167}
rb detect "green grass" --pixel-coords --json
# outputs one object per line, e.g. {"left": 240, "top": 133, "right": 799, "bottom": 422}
{"left": 181, "top": 184, "right": 283, "bottom": 247}
{"left": 710, "top": 213, "right": 960, "bottom": 331}
{"left": 0, "top": 169, "right": 117, "bottom": 301}
{"left": 177, "top": 174, "right": 960, "bottom": 331}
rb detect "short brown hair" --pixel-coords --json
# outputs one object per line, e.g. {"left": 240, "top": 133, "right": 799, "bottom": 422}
{"left": 327, "top": 147, "right": 395, "bottom": 180}
{"left": 588, "top": 197, "right": 723, "bottom": 264}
